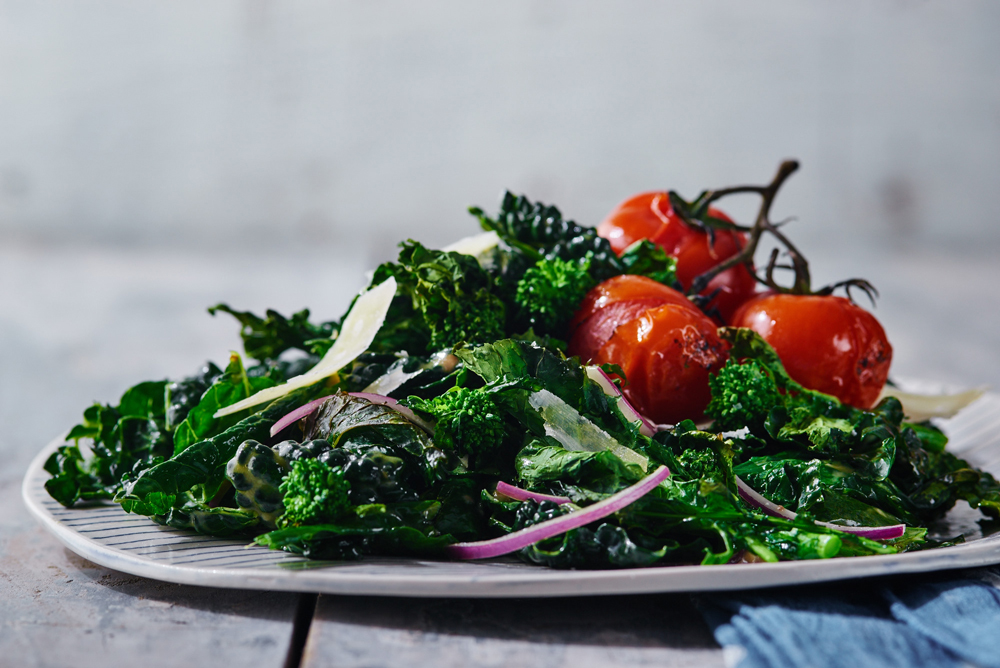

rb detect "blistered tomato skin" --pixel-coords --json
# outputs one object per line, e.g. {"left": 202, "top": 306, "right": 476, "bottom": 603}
{"left": 567, "top": 276, "right": 697, "bottom": 363}
{"left": 731, "top": 294, "right": 893, "bottom": 409}
{"left": 593, "top": 304, "right": 728, "bottom": 425}
{"left": 597, "top": 192, "right": 758, "bottom": 322}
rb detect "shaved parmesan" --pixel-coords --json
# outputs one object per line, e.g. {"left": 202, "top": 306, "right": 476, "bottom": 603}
{"left": 442, "top": 230, "right": 500, "bottom": 258}
{"left": 214, "top": 277, "right": 398, "bottom": 418}
{"left": 878, "top": 385, "right": 986, "bottom": 422}
{"left": 528, "top": 389, "right": 649, "bottom": 471}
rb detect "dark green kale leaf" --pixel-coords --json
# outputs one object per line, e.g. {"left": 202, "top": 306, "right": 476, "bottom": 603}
{"left": 618, "top": 239, "right": 679, "bottom": 287}
{"left": 156, "top": 503, "right": 260, "bottom": 536}
{"left": 515, "top": 438, "right": 643, "bottom": 499}
{"left": 734, "top": 455, "right": 919, "bottom": 526}
{"left": 369, "top": 241, "right": 505, "bottom": 352}
{"left": 890, "top": 426, "right": 1000, "bottom": 520}
{"left": 171, "top": 354, "right": 281, "bottom": 455}
{"left": 470, "top": 191, "right": 625, "bottom": 284}
{"left": 166, "top": 362, "right": 224, "bottom": 431}
{"left": 302, "top": 392, "right": 451, "bottom": 504}
{"left": 254, "top": 500, "right": 453, "bottom": 560}
{"left": 46, "top": 379, "right": 174, "bottom": 507}
{"left": 515, "top": 500, "right": 669, "bottom": 569}
{"left": 116, "top": 387, "right": 317, "bottom": 516}
{"left": 208, "top": 304, "right": 337, "bottom": 362}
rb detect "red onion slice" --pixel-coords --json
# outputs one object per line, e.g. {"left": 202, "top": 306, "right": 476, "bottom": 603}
{"left": 735, "top": 475, "right": 906, "bottom": 541}
{"left": 813, "top": 520, "right": 906, "bottom": 541}
{"left": 270, "top": 396, "right": 332, "bottom": 437}
{"left": 495, "top": 481, "right": 571, "bottom": 505}
{"left": 586, "top": 366, "right": 656, "bottom": 437}
{"left": 348, "top": 392, "right": 435, "bottom": 433}
{"left": 446, "top": 465, "right": 670, "bottom": 560}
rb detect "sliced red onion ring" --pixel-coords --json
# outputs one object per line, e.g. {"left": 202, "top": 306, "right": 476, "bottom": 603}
{"left": 348, "top": 392, "right": 435, "bottom": 433}
{"left": 735, "top": 475, "right": 906, "bottom": 541}
{"left": 446, "top": 465, "right": 670, "bottom": 560}
{"left": 586, "top": 366, "right": 656, "bottom": 437}
{"left": 495, "top": 481, "right": 571, "bottom": 505}
{"left": 270, "top": 396, "right": 332, "bottom": 437}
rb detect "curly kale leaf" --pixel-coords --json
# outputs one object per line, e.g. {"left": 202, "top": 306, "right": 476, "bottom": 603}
{"left": 514, "top": 255, "right": 595, "bottom": 335}
{"left": 369, "top": 241, "right": 505, "bottom": 352}
{"left": 45, "top": 379, "right": 175, "bottom": 507}
{"left": 470, "top": 191, "right": 624, "bottom": 282}
{"left": 208, "top": 303, "right": 337, "bottom": 361}
{"left": 278, "top": 459, "right": 352, "bottom": 528}
{"left": 403, "top": 387, "right": 505, "bottom": 461}
{"left": 302, "top": 392, "right": 451, "bottom": 503}
{"left": 709, "top": 329, "right": 872, "bottom": 451}
{"left": 618, "top": 239, "right": 679, "bottom": 287}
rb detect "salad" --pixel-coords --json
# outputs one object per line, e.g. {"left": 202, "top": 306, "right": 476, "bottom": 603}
{"left": 43, "top": 161, "right": 998, "bottom": 568}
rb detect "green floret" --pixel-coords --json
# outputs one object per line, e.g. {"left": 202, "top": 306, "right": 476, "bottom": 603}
{"left": 515, "top": 256, "right": 596, "bottom": 334}
{"left": 404, "top": 387, "right": 505, "bottom": 459}
{"left": 278, "top": 459, "right": 351, "bottom": 528}
{"left": 369, "top": 241, "right": 506, "bottom": 352}
{"left": 706, "top": 358, "right": 784, "bottom": 431}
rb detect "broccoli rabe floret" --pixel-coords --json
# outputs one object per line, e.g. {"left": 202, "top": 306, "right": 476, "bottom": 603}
{"left": 705, "top": 358, "right": 784, "bottom": 431}
{"left": 514, "top": 255, "right": 595, "bottom": 334}
{"left": 278, "top": 459, "right": 351, "bottom": 528}
{"left": 370, "top": 241, "right": 507, "bottom": 352}
{"left": 404, "top": 387, "right": 505, "bottom": 459}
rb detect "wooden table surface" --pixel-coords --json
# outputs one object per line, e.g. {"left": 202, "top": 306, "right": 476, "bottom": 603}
{"left": 2, "top": 242, "right": 997, "bottom": 667}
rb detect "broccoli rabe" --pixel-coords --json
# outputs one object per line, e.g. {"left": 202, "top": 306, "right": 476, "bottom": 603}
{"left": 706, "top": 358, "right": 784, "bottom": 431}
{"left": 278, "top": 459, "right": 352, "bottom": 528}
{"left": 404, "top": 387, "right": 505, "bottom": 460}
{"left": 515, "top": 255, "right": 595, "bottom": 334}
{"left": 370, "top": 241, "right": 506, "bottom": 352}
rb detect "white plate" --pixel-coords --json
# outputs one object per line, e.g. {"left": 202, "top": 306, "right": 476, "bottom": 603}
{"left": 23, "top": 389, "right": 1000, "bottom": 598}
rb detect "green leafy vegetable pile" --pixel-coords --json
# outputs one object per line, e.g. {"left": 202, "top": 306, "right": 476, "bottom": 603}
{"left": 45, "top": 192, "right": 998, "bottom": 568}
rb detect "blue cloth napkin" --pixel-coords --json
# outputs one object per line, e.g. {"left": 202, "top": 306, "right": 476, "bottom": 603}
{"left": 699, "top": 568, "right": 1000, "bottom": 668}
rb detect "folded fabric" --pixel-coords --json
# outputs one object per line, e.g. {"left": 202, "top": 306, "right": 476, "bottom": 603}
{"left": 699, "top": 567, "right": 1000, "bottom": 668}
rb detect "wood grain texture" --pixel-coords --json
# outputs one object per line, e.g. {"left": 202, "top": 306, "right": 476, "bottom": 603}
{"left": 302, "top": 594, "right": 723, "bottom": 668}
{"left": 0, "top": 482, "right": 302, "bottom": 668}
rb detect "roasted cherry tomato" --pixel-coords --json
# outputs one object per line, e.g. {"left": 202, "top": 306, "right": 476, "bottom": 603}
{"left": 593, "top": 304, "right": 728, "bottom": 424}
{"left": 731, "top": 294, "right": 893, "bottom": 409}
{"left": 597, "top": 192, "right": 757, "bottom": 321}
{"left": 568, "top": 275, "right": 696, "bottom": 363}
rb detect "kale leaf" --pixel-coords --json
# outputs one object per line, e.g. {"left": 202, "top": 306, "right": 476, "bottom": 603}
{"left": 171, "top": 353, "right": 281, "bottom": 455}
{"left": 208, "top": 304, "right": 337, "bottom": 361}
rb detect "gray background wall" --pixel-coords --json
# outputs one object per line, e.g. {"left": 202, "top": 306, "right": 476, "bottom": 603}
{"left": 2, "top": 1, "right": 999, "bottom": 258}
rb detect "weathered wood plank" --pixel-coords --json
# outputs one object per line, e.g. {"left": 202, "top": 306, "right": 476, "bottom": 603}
{"left": 302, "top": 593, "right": 724, "bottom": 668}
{"left": 1, "top": 483, "right": 302, "bottom": 668}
